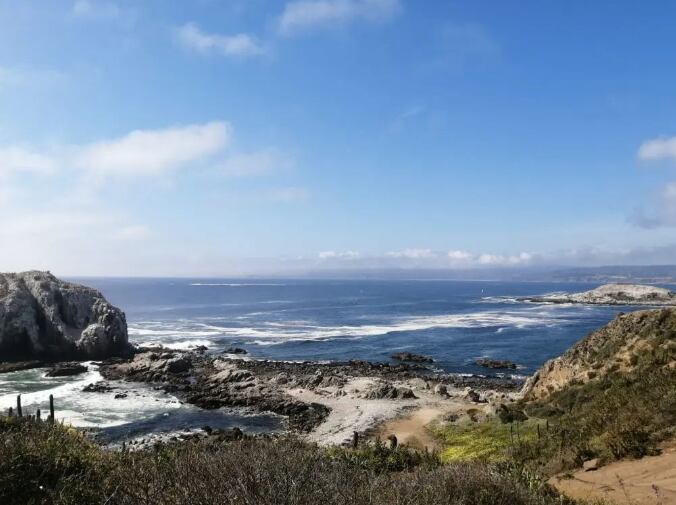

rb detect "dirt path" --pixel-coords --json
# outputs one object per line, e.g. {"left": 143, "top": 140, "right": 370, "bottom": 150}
{"left": 550, "top": 444, "right": 676, "bottom": 505}
{"left": 376, "top": 406, "right": 443, "bottom": 450}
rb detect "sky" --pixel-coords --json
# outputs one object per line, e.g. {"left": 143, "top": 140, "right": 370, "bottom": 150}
{"left": 1, "top": 0, "right": 676, "bottom": 277}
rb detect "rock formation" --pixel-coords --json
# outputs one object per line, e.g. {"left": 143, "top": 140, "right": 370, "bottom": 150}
{"left": 520, "top": 283, "right": 676, "bottom": 305}
{"left": 0, "top": 271, "right": 131, "bottom": 361}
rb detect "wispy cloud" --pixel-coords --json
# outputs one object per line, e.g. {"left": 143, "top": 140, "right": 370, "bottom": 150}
{"left": 432, "top": 22, "right": 499, "bottom": 70}
{"left": 631, "top": 182, "right": 676, "bottom": 228}
{"left": 71, "top": 0, "right": 137, "bottom": 27}
{"left": 633, "top": 136, "right": 676, "bottom": 227}
{"left": 177, "top": 23, "right": 265, "bottom": 58}
{"left": 638, "top": 135, "right": 676, "bottom": 162}
{"left": 0, "top": 65, "right": 68, "bottom": 90}
{"left": 318, "top": 250, "right": 361, "bottom": 260}
{"left": 0, "top": 146, "right": 59, "bottom": 178}
{"left": 219, "top": 149, "right": 296, "bottom": 177}
{"left": 277, "top": 0, "right": 401, "bottom": 36}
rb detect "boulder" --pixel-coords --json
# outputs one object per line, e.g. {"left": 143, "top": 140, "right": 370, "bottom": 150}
{"left": 0, "top": 271, "right": 131, "bottom": 361}
{"left": 433, "top": 383, "right": 448, "bottom": 396}
{"left": 475, "top": 359, "right": 517, "bottom": 370}
{"left": 583, "top": 458, "right": 600, "bottom": 471}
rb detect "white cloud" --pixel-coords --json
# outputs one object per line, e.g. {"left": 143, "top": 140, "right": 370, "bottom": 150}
{"left": 638, "top": 136, "right": 676, "bottom": 162}
{"left": 478, "top": 252, "right": 532, "bottom": 266}
{"left": 177, "top": 23, "right": 265, "bottom": 58}
{"left": 447, "top": 250, "right": 473, "bottom": 262}
{"left": 386, "top": 248, "right": 435, "bottom": 259}
{"left": 73, "top": 121, "right": 231, "bottom": 177}
{"left": 278, "top": 0, "right": 401, "bottom": 35}
{"left": 632, "top": 182, "right": 676, "bottom": 228}
{"left": 0, "top": 146, "right": 58, "bottom": 177}
{"left": 219, "top": 149, "right": 295, "bottom": 177}
{"left": 318, "top": 250, "right": 360, "bottom": 260}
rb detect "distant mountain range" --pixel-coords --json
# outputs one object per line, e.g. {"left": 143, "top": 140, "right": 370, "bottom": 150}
{"left": 284, "top": 265, "right": 676, "bottom": 284}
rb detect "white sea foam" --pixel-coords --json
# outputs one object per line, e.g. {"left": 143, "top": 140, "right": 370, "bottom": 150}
{"left": 190, "top": 283, "right": 287, "bottom": 287}
{"left": 128, "top": 308, "right": 566, "bottom": 347}
{"left": 0, "top": 364, "right": 182, "bottom": 428}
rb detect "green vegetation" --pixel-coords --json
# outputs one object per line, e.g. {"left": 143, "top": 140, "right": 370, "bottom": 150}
{"left": 0, "top": 417, "right": 585, "bottom": 505}
{"left": 515, "top": 367, "right": 676, "bottom": 475}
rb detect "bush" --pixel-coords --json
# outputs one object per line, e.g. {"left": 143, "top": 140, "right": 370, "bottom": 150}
{"left": 0, "top": 418, "right": 587, "bottom": 505}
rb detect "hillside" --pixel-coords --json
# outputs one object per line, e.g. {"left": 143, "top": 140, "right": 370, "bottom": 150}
{"left": 522, "top": 308, "right": 676, "bottom": 401}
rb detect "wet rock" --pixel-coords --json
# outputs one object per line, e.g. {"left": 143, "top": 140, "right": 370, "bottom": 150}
{"left": 83, "top": 382, "right": 113, "bottom": 393}
{"left": 475, "top": 359, "right": 517, "bottom": 370}
{"left": 45, "top": 363, "right": 88, "bottom": 377}
{"left": 223, "top": 347, "right": 248, "bottom": 354}
{"left": 391, "top": 352, "right": 433, "bottom": 363}
{"left": 166, "top": 357, "right": 191, "bottom": 374}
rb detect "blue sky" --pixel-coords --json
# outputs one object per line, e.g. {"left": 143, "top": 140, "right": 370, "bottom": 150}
{"left": 1, "top": 0, "right": 676, "bottom": 276}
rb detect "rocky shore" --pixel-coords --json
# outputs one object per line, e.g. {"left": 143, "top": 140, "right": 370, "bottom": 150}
{"left": 520, "top": 283, "right": 676, "bottom": 306}
{"left": 99, "top": 349, "right": 521, "bottom": 444}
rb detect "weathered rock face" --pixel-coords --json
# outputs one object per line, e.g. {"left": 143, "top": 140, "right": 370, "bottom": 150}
{"left": 521, "top": 283, "right": 676, "bottom": 306}
{"left": 522, "top": 308, "right": 676, "bottom": 401}
{"left": 0, "top": 271, "right": 131, "bottom": 361}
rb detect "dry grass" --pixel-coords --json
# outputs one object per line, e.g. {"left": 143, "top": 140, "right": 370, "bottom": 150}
{"left": 0, "top": 417, "right": 587, "bottom": 505}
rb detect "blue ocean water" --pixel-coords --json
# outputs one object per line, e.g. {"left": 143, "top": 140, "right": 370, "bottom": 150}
{"left": 2, "top": 278, "right": 670, "bottom": 439}
{"left": 79, "top": 278, "right": 652, "bottom": 376}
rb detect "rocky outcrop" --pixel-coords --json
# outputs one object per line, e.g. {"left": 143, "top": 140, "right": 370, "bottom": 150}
{"left": 522, "top": 308, "right": 676, "bottom": 401}
{"left": 391, "top": 352, "right": 433, "bottom": 363}
{"left": 0, "top": 271, "right": 131, "bottom": 361}
{"left": 521, "top": 283, "right": 676, "bottom": 306}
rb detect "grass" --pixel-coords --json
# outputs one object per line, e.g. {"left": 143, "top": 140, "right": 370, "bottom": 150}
{"left": 429, "top": 420, "right": 539, "bottom": 463}
{"left": 0, "top": 416, "right": 588, "bottom": 505}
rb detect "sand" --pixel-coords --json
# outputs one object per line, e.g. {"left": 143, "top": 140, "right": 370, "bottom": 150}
{"left": 550, "top": 443, "right": 676, "bottom": 505}
{"left": 286, "top": 376, "right": 513, "bottom": 447}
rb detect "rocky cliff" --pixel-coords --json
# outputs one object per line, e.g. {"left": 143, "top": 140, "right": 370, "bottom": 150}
{"left": 0, "top": 271, "right": 131, "bottom": 361}
{"left": 522, "top": 308, "right": 676, "bottom": 401}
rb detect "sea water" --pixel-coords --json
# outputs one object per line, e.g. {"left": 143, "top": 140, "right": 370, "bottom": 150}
{"left": 1, "top": 279, "right": 666, "bottom": 440}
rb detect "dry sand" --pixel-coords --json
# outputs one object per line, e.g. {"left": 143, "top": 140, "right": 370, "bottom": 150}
{"left": 286, "top": 376, "right": 514, "bottom": 447}
{"left": 550, "top": 442, "right": 676, "bottom": 505}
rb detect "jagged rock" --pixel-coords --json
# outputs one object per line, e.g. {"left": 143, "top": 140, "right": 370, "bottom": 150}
{"left": 466, "top": 389, "right": 483, "bottom": 403}
{"left": 433, "top": 383, "right": 448, "bottom": 396}
{"left": 364, "top": 383, "right": 417, "bottom": 400}
{"left": 45, "top": 363, "right": 88, "bottom": 377}
{"left": 476, "top": 358, "right": 517, "bottom": 370}
{"left": 391, "top": 352, "right": 433, "bottom": 363}
{"left": 0, "top": 271, "right": 131, "bottom": 361}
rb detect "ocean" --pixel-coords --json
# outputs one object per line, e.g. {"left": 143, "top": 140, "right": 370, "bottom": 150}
{"left": 0, "top": 279, "right": 663, "bottom": 442}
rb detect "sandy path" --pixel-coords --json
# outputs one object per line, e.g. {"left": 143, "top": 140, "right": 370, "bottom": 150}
{"left": 550, "top": 444, "right": 676, "bottom": 505}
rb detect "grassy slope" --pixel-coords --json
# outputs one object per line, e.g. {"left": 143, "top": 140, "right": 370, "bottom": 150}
{"left": 430, "top": 308, "right": 676, "bottom": 476}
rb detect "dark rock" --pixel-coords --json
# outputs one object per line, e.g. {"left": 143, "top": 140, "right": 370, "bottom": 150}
{"left": 475, "top": 359, "right": 517, "bottom": 370}
{"left": 223, "top": 347, "right": 248, "bottom": 355}
{"left": 166, "top": 357, "right": 191, "bottom": 374}
{"left": 83, "top": 382, "right": 113, "bottom": 393}
{"left": 364, "top": 384, "right": 417, "bottom": 400}
{"left": 0, "top": 271, "right": 131, "bottom": 361}
{"left": 391, "top": 352, "right": 433, "bottom": 363}
{"left": 114, "top": 393, "right": 128, "bottom": 399}
{"left": 45, "top": 363, "right": 88, "bottom": 377}
{"left": 0, "top": 361, "right": 44, "bottom": 374}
